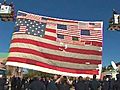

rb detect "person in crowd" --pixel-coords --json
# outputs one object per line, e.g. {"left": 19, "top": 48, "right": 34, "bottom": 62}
{"left": 29, "top": 77, "right": 34, "bottom": 84}
{"left": 41, "top": 76, "right": 49, "bottom": 89}
{"left": 114, "top": 73, "right": 120, "bottom": 90}
{"left": 11, "top": 75, "right": 17, "bottom": 90}
{"left": 56, "top": 75, "right": 71, "bottom": 90}
{"left": 16, "top": 77, "right": 22, "bottom": 90}
{"left": 47, "top": 75, "right": 58, "bottom": 90}
{"left": 0, "top": 75, "right": 6, "bottom": 90}
{"left": 24, "top": 77, "right": 29, "bottom": 90}
{"left": 108, "top": 75, "right": 115, "bottom": 90}
{"left": 84, "top": 77, "right": 90, "bottom": 90}
{"left": 73, "top": 76, "right": 85, "bottom": 90}
{"left": 89, "top": 74, "right": 100, "bottom": 90}
{"left": 28, "top": 77, "right": 46, "bottom": 90}
{"left": 101, "top": 76, "right": 110, "bottom": 90}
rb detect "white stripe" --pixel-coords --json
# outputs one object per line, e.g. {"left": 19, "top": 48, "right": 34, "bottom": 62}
{"left": 92, "top": 28, "right": 102, "bottom": 30}
{"left": 45, "top": 31, "right": 56, "bottom": 37}
{"left": 8, "top": 52, "right": 98, "bottom": 69}
{"left": 10, "top": 43, "right": 102, "bottom": 60}
{"left": 13, "top": 32, "right": 26, "bottom": 34}
{"left": 6, "top": 61, "right": 101, "bottom": 78}
{"left": 12, "top": 34, "right": 102, "bottom": 51}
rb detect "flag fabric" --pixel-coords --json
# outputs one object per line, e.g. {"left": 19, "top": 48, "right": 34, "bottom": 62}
{"left": 79, "top": 21, "right": 102, "bottom": 30}
{"left": 6, "top": 11, "right": 103, "bottom": 77}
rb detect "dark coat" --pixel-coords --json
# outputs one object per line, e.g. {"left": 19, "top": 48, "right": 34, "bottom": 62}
{"left": 73, "top": 80, "right": 85, "bottom": 90}
{"left": 89, "top": 79, "right": 100, "bottom": 90}
{"left": 84, "top": 80, "right": 90, "bottom": 90}
{"left": 57, "top": 82, "right": 71, "bottom": 90}
{"left": 114, "top": 80, "right": 120, "bottom": 90}
{"left": 47, "top": 81, "right": 58, "bottom": 90}
{"left": 101, "top": 80, "right": 109, "bottom": 90}
{"left": 0, "top": 78, "right": 6, "bottom": 90}
{"left": 11, "top": 76, "right": 17, "bottom": 90}
{"left": 28, "top": 79, "right": 46, "bottom": 90}
{"left": 114, "top": 74, "right": 120, "bottom": 90}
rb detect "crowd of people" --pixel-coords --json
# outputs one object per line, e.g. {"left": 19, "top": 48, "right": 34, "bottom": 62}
{"left": 0, "top": 73, "right": 120, "bottom": 90}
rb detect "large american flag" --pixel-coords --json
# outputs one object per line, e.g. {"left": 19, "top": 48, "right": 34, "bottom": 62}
{"left": 6, "top": 11, "right": 103, "bottom": 77}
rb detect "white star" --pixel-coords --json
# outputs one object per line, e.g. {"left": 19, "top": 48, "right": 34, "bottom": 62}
{"left": 38, "top": 31, "right": 40, "bottom": 33}
{"left": 27, "top": 24, "right": 29, "bottom": 26}
{"left": 35, "top": 28, "right": 37, "bottom": 30}
{"left": 25, "top": 21, "right": 27, "bottom": 23}
{"left": 41, "top": 29, "right": 44, "bottom": 32}
{"left": 42, "top": 24, "right": 44, "bottom": 27}
{"left": 27, "top": 32, "right": 30, "bottom": 34}
{"left": 36, "top": 23, "right": 38, "bottom": 25}
{"left": 38, "top": 26, "right": 41, "bottom": 28}
{"left": 30, "top": 22, "right": 33, "bottom": 24}
{"left": 32, "top": 25, "right": 35, "bottom": 27}
{"left": 28, "top": 20, "right": 31, "bottom": 22}
{"left": 32, "top": 30, "right": 34, "bottom": 32}
{"left": 20, "top": 21, "right": 22, "bottom": 23}
{"left": 34, "top": 33, "right": 37, "bottom": 35}
{"left": 40, "top": 35, "right": 42, "bottom": 37}
{"left": 29, "top": 27, "right": 32, "bottom": 28}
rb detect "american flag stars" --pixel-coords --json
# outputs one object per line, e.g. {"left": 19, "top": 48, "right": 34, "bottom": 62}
{"left": 15, "top": 18, "right": 46, "bottom": 37}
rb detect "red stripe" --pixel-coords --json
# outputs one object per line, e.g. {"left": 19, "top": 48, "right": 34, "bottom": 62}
{"left": 10, "top": 47, "right": 101, "bottom": 65}
{"left": 11, "top": 39, "right": 102, "bottom": 56}
{"left": 44, "top": 35, "right": 56, "bottom": 41}
{"left": 46, "top": 28, "right": 56, "bottom": 33}
{"left": 92, "top": 41, "right": 102, "bottom": 47}
{"left": 13, "top": 31, "right": 102, "bottom": 47}
{"left": 45, "top": 28, "right": 102, "bottom": 47}
{"left": 7, "top": 57, "right": 99, "bottom": 74}
{"left": 48, "top": 18, "right": 78, "bottom": 24}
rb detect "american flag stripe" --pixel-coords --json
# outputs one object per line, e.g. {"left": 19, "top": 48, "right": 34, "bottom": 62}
{"left": 19, "top": 26, "right": 27, "bottom": 32}
{"left": 47, "top": 18, "right": 78, "bottom": 25}
{"left": 81, "top": 30, "right": 102, "bottom": 42}
{"left": 8, "top": 52, "right": 99, "bottom": 70}
{"left": 57, "top": 25, "right": 80, "bottom": 37}
{"left": 7, "top": 57, "right": 99, "bottom": 74}
{"left": 10, "top": 43, "right": 101, "bottom": 61}
{"left": 45, "top": 28, "right": 102, "bottom": 47}
{"left": 79, "top": 21, "right": 102, "bottom": 29}
{"left": 11, "top": 34, "right": 101, "bottom": 51}
{"left": 88, "top": 22, "right": 101, "bottom": 28}
{"left": 17, "top": 11, "right": 42, "bottom": 22}
{"left": 46, "top": 23, "right": 57, "bottom": 29}
{"left": 11, "top": 38, "right": 102, "bottom": 56}
{"left": 56, "top": 36, "right": 85, "bottom": 46}
{"left": 7, "top": 11, "right": 102, "bottom": 76}
{"left": 10, "top": 47, "right": 101, "bottom": 64}
{"left": 6, "top": 61, "right": 98, "bottom": 77}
